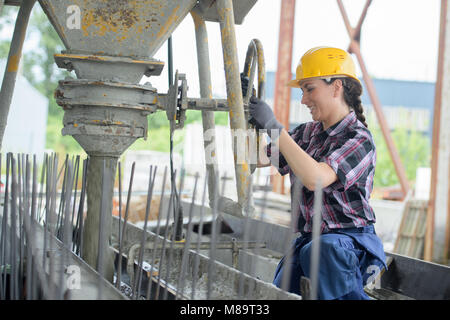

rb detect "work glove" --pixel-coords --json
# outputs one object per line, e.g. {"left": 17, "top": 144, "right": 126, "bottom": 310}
{"left": 248, "top": 96, "right": 283, "bottom": 139}
{"left": 240, "top": 73, "right": 256, "bottom": 98}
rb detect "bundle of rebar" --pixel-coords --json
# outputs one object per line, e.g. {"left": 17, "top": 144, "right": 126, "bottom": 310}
{"left": 0, "top": 152, "right": 321, "bottom": 300}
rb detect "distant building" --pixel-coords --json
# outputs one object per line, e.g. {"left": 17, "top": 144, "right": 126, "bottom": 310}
{"left": 0, "top": 60, "right": 48, "bottom": 157}
{"left": 264, "top": 71, "right": 435, "bottom": 136}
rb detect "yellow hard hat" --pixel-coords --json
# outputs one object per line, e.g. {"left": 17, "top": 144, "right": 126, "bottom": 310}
{"left": 287, "top": 46, "right": 360, "bottom": 87}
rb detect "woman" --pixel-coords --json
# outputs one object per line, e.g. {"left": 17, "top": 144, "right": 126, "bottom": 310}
{"left": 247, "top": 46, "right": 387, "bottom": 300}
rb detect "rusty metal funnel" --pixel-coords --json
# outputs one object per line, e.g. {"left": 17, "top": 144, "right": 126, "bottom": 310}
{"left": 40, "top": 0, "right": 197, "bottom": 83}
{"left": 40, "top": 0, "right": 197, "bottom": 59}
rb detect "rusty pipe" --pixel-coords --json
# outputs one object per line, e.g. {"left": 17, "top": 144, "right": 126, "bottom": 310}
{"left": 352, "top": 0, "right": 372, "bottom": 43}
{"left": 426, "top": 0, "right": 447, "bottom": 262}
{"left": 272, "top": 0, "right": 296, "bottom": 195}
{"left": 0, "top": 0, "right": 37, "bottom": 149}
{"left": 191, "top": 11, "right": 219, "bottom": 209}
{"left": 216, "top": 0, "right": 252, "bottom": 214}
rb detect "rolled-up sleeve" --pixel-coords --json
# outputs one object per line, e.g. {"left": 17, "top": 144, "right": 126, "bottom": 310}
{"left": 324, "top": 134, "right": 375, "bottom": 190}
{"left": 265, "top": 125, "right": 304, "bottom": 176}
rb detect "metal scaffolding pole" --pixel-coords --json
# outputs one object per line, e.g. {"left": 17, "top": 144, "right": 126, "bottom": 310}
{"left": 216, "top": 0, "right": 252, "bottom": 214}
{"left": 336, "top": 0, "right": 410, "bottom": 199}
{"left": 272, "top": 0, "right": 296, "bottom": 195}
{"left": 191, "top": 10, "right": 219, "bottom": 208}
{"left": 0, "top": 0, "right": 36, "bottom": 149}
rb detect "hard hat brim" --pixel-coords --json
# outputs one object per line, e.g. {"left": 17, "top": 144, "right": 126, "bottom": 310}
{"left": 287, "top": 79, "right": 301, "bottom": 88}
{"left": 286, "top": 74, "right": 362, "bottom": 88}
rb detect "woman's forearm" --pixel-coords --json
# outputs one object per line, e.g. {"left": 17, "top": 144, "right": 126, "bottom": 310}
{"left": 275, "top": 129, "right": 337, "bottom": 190}
{"left": 255, "top": 135, "right": 271, "bottom": 168}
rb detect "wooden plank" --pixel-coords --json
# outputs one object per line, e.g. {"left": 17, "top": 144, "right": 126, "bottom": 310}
{"left": 393, "top": 192, "right": 413, "bottom": 253}
{"left": 394, "top": 199, "right": 428, "bottom": 259}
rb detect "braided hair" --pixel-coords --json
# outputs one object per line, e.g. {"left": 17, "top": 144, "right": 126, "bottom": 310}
{"left": 324, "top": 77, "right": 368, "bottom": 127}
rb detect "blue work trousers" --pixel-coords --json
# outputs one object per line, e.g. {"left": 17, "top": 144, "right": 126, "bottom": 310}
{"left": 272, "top": 225, "right": 386, "bottom": 300}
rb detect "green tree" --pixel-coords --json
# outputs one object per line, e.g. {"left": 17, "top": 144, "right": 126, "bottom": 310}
{"left": 1, "top": 5, "right": 80, "bottom": 154}
{"left": 370, "top": 118, "right": 431, "bottom": 188}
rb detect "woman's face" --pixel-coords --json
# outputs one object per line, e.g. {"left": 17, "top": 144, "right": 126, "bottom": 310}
{"left": 299, "top": 78, "right": 339, "bottom": 123}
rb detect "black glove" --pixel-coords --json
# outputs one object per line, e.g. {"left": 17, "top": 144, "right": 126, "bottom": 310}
{"left": 248, "top": 96, "right": 283, "bottom": 138}
{"left": 240, "top": 72, "right": 256, "bottom": 98}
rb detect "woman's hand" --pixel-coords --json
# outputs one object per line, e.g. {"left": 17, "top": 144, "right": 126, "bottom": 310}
{"left": 248, "top": 96, "right": 283, "bottom": 138}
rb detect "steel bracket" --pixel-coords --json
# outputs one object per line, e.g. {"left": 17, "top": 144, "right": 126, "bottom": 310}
{"left": 165, "top": 70, "right": 188, "bottom": 131}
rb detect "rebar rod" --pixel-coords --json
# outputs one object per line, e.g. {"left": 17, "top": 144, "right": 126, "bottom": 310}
{"left": 29, "top": 155, "right": 38, "bottom": 299}
{"left": 0, "top": 153, "right": 2, "bottom": 299}
{"left": 309, "top": 178, "right": 323, "bottom": 300}
{"left": 246, "top": 175, "right": 270, "bottom": 299}
{"left": 42, "top": 154, "right": 50, "bottom": 279}
{"left": 0, "top": 153, "right": 9, "bottom": 300}
{"left": 24, "top": 155, "right": 32, "bottom": 300}
{"left": 31, "top": 155, "right": 38, "bottom": 224}
{"left": 17, "top": 154, "right": 24, "bottom": 298}
{"left": 60, "top": 160, "right": 74, "bottom": 300}
{"left": 238, "top": 176, "right": 252, "bottom": 298}
{"left": 133, "top": 165, "right": 157, "bottom": 299}
{"left": 47, "top": 154, "right": 59, "bottom": 299}
{"left": 116, "top": 161, "right": 122, "bottom": 280}
{"left": 163, "top": 169, "right": 185, "bottom": 300}
{"left": 191, "top": 176, "right": 207, "bottom": 299}
{"left": 145, "top": 166, "right": 168, "bottom": 300}
{"left": 155, "top": 172, "right": 176, "bottom": 300}
{"left": 56, "top": 155, "right": 69, "bottom": 240}
{"left": 20, "top": 157, "right": 51, "bottom": 300}
{"left": 37, "top": 153, "right": 47, "bottom": 224}
{"left": 10, "top": 155, "right": 18, "bottom": 299}
{"left": 74, "top": 158, "right": 88, "bottom": 256}
{"left": 207, "top": 171, "right": 225, "bottom": 299}
{"left": 280, "top": 177, "right": 302, "bottom": 293}
{"left": 116, "top": 161, "right": 135, "bottom": 289}
{"left": 176, "top": 172, "right": 199, "bottom": 299}
{"left": 69, "top": 156, "right": 80, "bottom": 237}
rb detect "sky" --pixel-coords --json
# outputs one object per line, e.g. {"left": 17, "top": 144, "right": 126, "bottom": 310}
{"left": 148, "top": 0, "right": 441, "bottom": 98}
{"left": 1, "top": 0, "right": 442, "bottom": 98}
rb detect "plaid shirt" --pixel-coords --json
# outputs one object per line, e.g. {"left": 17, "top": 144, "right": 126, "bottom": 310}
{"left": 266, "top": 111, "right": 377, "bottom": 234}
